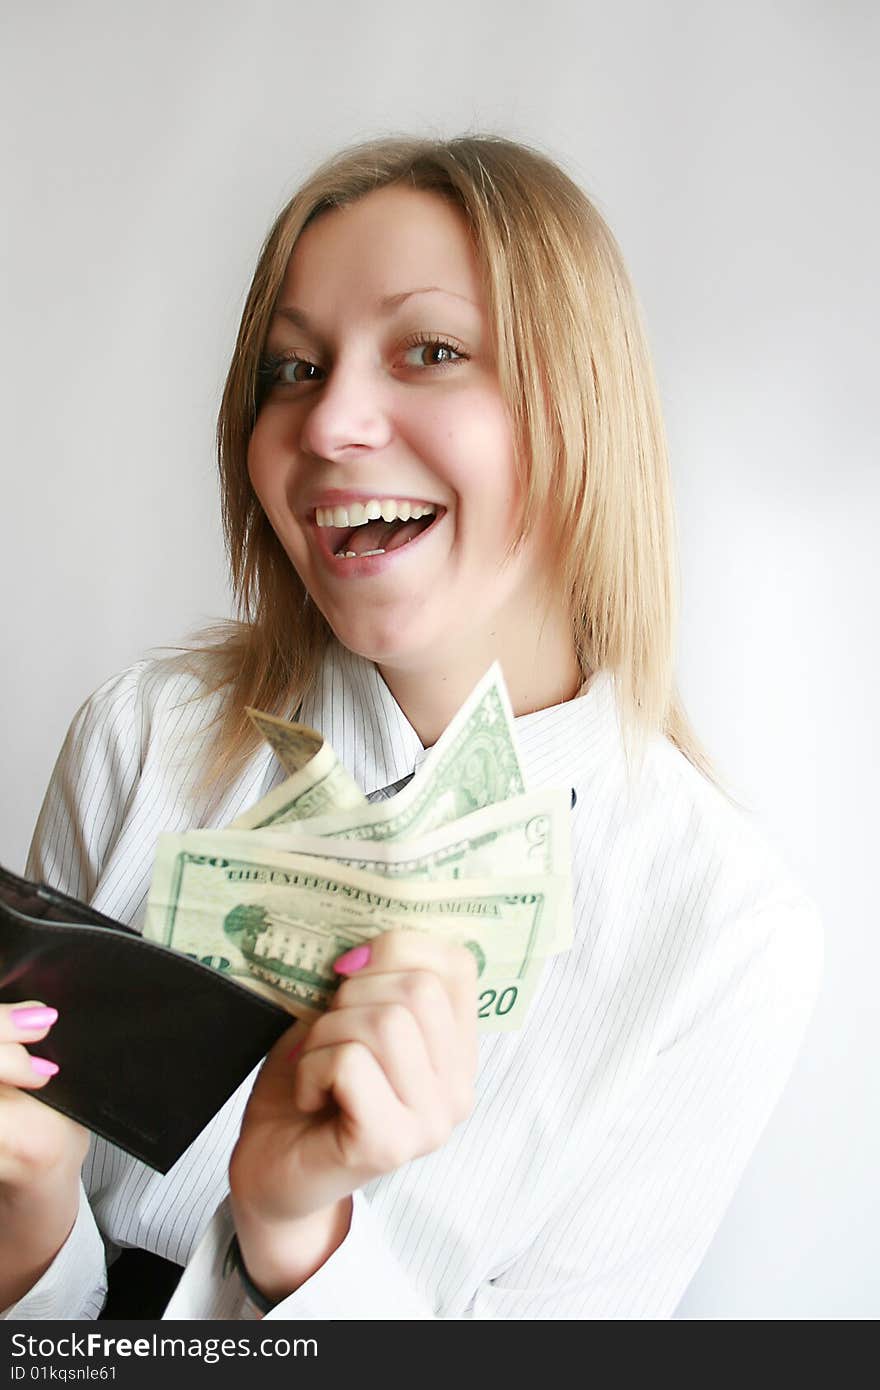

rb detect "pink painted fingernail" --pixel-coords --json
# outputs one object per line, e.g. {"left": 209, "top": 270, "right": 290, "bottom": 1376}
{"left": 287, "top": 1041, "right": 304, "bottom": 1064}
{"left": 334, "top": 944, "right": 371, "bottom": 975}
{"left": 11, "top": 1006, "right": 58, "bottom": 1030}
{"left": 30, "top": 1056, "right": 60, "bottom": 1077}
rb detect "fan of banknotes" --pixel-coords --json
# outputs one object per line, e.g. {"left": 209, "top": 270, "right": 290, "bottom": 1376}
{"left": 143, "top": 662, "right": 574, "bottom": 1033}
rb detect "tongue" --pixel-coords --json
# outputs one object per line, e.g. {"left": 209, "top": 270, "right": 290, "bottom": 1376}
{"left": 385, "top": 518, "right": 430, "bottom": 552}
{"left": 340, "top": 516, "right": 431, "bottom": 556}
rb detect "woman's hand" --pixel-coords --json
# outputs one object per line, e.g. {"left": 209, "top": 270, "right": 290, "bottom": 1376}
{"left": 228, "top": 930, "right": 479, "bottom": 1302}
{"left": 0, "top": 1002, "right": 90, "bottom": 1308}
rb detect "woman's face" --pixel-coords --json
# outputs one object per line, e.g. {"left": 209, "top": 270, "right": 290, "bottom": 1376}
{"left": 248, "top": 182, "right": 555, "bottom": 672}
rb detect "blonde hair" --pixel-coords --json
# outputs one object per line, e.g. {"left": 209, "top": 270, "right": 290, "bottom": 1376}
{"left": 168, "top": 132, "right": 741, "bottom": 813}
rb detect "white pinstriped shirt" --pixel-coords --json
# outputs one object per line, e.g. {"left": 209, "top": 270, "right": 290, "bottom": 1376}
{"left": 3, "top": 639, "right": 824, "bottom": 1320}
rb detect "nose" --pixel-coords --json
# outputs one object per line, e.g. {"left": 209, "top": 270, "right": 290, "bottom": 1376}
{"left": 298, "top": 355, "right": 394, "bottom": 462}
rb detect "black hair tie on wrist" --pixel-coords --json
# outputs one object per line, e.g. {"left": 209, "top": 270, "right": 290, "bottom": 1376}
{"left": 223, "top": 1233, "right": 277, "bottom": 1315}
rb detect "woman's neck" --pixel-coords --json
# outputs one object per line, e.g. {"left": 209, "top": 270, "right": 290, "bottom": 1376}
{"left": 375, "top": 601, "right": 587, "bottom": 750}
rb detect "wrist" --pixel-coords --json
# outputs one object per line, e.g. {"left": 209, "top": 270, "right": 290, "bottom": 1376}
{"left": 228, "top": 1197, "right": 352, "bottom": 1306}
{"left": 0, "top": 1171, "right": 82, "bottom": 1309}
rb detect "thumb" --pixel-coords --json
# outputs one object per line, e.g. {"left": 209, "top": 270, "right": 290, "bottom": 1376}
{"left": 248, "top": 1016, "right": 312, "bottom": 1110}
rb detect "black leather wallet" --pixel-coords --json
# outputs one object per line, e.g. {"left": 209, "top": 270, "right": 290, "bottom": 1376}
{"left": 0, "top": 864, "right": 295, "bottom": 1173}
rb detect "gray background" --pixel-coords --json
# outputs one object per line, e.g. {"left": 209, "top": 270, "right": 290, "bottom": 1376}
{"left": 1, "top": 0, "right": 876, "bottom": 1318}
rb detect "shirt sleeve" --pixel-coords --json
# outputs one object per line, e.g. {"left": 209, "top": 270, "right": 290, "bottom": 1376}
{"left": 161, "top": 1192, "right": 436, "bottom": 1320}
{"left": 161, "top": 891, "right": 823, "bottom": 1321}
{"left": 462, "top": 892, "right": 825, "bottom": 1319}
{"left": 0, "top": 1183, "right": 108, "bottom": 1321}
{"left": 24, "top": 662, "right": 147, "bottom": 897}
{"left": 4, "top": 665, "right": 146, "bottom": 1320}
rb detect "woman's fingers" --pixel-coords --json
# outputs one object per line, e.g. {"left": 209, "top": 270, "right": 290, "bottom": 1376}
{"left": 334, "top": 932, "right": 479, "bottom": 1059}
{"left": 290, "top": 933, "right": 480, "bottom": 1137}
{"left": 336, "top": 930, "right": 479, "bottom": 1002}
{"left": 329, "top": 932, "right": 478, "bottom": 1110}
{"left": 0, "top": 1045, "right": 59, "bottom": 1089}
{"left": 0, "top": 1003, "right": 60, "bottom": 1088}
{"left": 330, "top": 970, "right": 458, "bottom": 1077}
{"left": 296, "top": 1003, "right": 439, "bottom": 1114}
{"left": 294, "top": 1039, "right": 444, "bottom": 1174}
{"left": 0, "top": 1001, "right": 58, "bottom": 1044}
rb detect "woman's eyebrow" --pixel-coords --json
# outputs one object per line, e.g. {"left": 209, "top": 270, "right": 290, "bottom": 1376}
{"left": 272, "top": 287, "right": 478, "bottom": 331}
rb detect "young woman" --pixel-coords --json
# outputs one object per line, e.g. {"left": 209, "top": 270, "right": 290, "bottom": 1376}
{"left": 0, "top": 134, "right": 823, "bottom": 1320}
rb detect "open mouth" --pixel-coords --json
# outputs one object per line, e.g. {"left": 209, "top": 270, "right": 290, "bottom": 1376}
{"left": 316, "top": 506, "right": 447, "bottom": 559}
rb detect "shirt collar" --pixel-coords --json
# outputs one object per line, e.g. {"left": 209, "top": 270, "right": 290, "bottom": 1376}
{"left": 269, "top": 637, "right": 623, "bottom": 800}
{"left": 294, "top": 639, "right": 425, "bottom": 797}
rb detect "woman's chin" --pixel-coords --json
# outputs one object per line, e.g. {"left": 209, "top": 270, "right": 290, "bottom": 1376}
{"left": 324, "top": 613, "right": 440, "bottom": 668}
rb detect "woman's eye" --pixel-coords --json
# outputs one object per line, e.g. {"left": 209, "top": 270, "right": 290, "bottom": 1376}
{"left": 401, "top": 337, "right": 466, "bottom": 368}
{"left": 274, "top": 355, "right": 322, "bottom": 385}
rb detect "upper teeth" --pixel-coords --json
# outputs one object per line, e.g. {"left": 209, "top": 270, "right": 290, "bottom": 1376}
{"left": 316, "top": 499, "right": 437, "bottom": 528}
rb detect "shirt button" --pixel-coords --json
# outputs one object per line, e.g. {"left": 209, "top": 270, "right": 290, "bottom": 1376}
{"left": 570, "top": 787, "right": 578, "bottom": 808}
